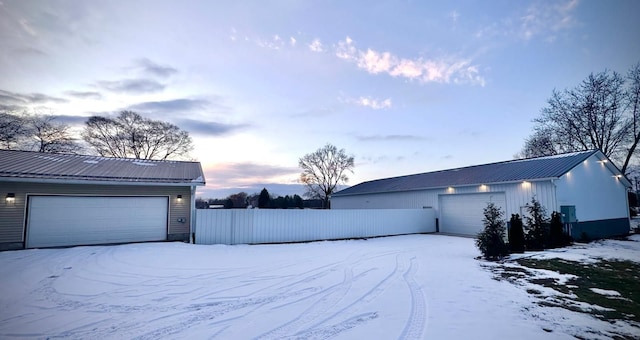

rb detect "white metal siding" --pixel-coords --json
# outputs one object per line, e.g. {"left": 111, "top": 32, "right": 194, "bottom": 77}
{"left": 439, "top": 193, "right": 507, "bottom": 235}
{"left": 332, "top": 180, "right": 556, "bottom": 221}
{"left": 331, "top": 190, "right": 438, "bottom": 210}
{"left": 26, "top": 196, "right": 168, "bottom": 248}
{"left": 195, "top": 209, "right": 436, "bottom": 245}
{"left": 555, "top": 155, "right": 629, "bottom": 221}
{"left": 194, "top": 209, "right": 234, "bottom": 244}
{"left": 330, "top": 154, "right": 629, "bottom": 232}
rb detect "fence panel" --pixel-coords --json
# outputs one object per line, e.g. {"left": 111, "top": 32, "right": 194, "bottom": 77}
{"left": 194, "top": 209, "right": 233, "bottom": 244}
{"left": 196, "top": 208, "right": 435, "bottom": 245}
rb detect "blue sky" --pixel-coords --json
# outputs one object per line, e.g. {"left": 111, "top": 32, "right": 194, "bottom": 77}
{"left": 1, "top": 0, "right": 639, "bottom": 198}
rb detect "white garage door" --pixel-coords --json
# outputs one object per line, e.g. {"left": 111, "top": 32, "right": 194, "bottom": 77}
{"left": 26, "top": 196, "right": 168, "bottom": 248}
{"left": 439, "top": 192, "right": 507, "bottom": 236}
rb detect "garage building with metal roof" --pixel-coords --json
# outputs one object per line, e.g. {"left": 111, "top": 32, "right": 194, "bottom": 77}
{"left": 0, "top": 149, "right": 205, "bottom": 250}
{"left": 331, "top": 150, "right": 631, "bottom": 239}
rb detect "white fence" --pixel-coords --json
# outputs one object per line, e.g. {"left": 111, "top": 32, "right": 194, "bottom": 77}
{"left": 195, "top": 208, "right": 436, "bottom": 245}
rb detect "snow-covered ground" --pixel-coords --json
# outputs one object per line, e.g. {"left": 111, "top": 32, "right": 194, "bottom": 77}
{"left": 486, "top": 234, "right": 640, "bottom": 339}
{"left": 512, "top": 234, "right": 640, "bottom": 263}
{"left": 0, "top": 234, "right": 637, "bottom": 339}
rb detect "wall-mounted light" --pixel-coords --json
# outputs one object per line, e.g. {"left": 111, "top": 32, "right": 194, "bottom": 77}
{"left": 479, "top": 184, "right": 488, "bottom": 191}
{"left": 177, "top": 194, "right": 183, "bottom": 201}
{"left": 5, "top": 193, "right": 15, "bottom": 203}
{"left": 521, "top": 181, "right": 531, "bottom": 188}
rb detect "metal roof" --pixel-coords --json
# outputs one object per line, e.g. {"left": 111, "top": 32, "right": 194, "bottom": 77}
{"left": 0, "top": 149, "right": 205, "bottom": 185}
{"left": 333, "top": 150, "right": 604, "bottom": 196}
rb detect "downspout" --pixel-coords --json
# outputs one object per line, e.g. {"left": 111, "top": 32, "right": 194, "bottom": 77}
{"left": 624, "top": 184, "right": 631, "bottom": 225}
{"left": 551, "top": 179, "right": 557, "bottom": 211}
{"left": 190, "top": 185, "right": 196, "bottom": 244}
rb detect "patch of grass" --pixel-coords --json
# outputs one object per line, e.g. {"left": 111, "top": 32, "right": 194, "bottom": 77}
{"left": 485, "top": 265, "right": 531, "bottom": 283}
{"left": 516, "top": 258, "right": 640, "bottom": 323}
{"left": 526, "top": 288, "right": 542, "bottom": 295}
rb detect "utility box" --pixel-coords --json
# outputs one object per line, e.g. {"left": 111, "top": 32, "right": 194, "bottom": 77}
{"left": 560, "top": 205, "right": 577, "bottom": 223}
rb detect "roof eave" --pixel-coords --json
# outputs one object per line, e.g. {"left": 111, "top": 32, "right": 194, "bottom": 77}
{"left": 332, "top": 177, "right": 559, "bottom": 197}
{"left": 0, "top": 176, "right": 206, "bottom": 187}
{"left": 589, "top": 151, "right": 633, "bottom": 188}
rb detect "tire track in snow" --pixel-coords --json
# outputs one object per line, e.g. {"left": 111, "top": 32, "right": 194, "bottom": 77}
{"left": 291, "top": 312, "right": 379, "bottom": 339}
{"left": 255, "top": 267, "right": 355, "bottom": 339}
{"left": 132, "top": 256, "right": 352, "bottom": 339}
{"left": 189, "top": 257, "right": 348, "bottom": 310}
{"left": 61, "top": 287, "right": 311, "bottom": 339}
{"left": 129, "top": 287, "right": 318, "bottom": 340}
{"left": 260, "top": 253, "right": 411, "bottom": 339}
{"left": 3, "top": 244, "right": 422, "bottom": 339}
{"left": 399, "top": 257, "right": 428, "bottom": 340}
{"left": 248, "top": 250, "right": 398, "bottom": 338}
{"left": 293, "top": 253, "right": 407, "bottom": 338}
{"left": 15, "top": 247, "right": 266, "bottom": 339}
{"left": 190, "top": 257, "right": 350, "bottom": 302}
{"left": 140, "top": 258, "right": 360, "bottom": 338}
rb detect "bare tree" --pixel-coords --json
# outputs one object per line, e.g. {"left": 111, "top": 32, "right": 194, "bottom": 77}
{"left": 516, "top": 128, "right": 558, "bottom": 159}
{"left": 620, "top": 63, "right": 640, "bottom": 173}
{"left": 0, "top": 112, "right": 28, "bottom": 150}
{"left": 27, "top": 114, "right": 82, "bottom": 153}
{"left": 0, "top": 111, "right": 81, "bottom": 153}
{"left": 520, "top": 62, "right": 640, "bottom": 174}
{"left": 299, "top": 143, "right": 354, "bottom": 209}
{"left": 82, "top": 110, "right": 193, "bottom": 160}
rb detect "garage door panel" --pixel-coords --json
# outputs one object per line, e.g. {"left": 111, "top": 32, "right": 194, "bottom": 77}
{"left": 440, "top": 193, "right": 506, "bottom": 236}
{"left": 27, "top": 196, "right": 168, "bottom": 248}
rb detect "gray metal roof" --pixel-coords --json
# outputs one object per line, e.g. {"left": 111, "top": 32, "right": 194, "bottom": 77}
{"left": 333, "top": 150, "right": 602, "bottom": 196}
{"left": 0, "top": 149, "right": 205, "bottom": 185}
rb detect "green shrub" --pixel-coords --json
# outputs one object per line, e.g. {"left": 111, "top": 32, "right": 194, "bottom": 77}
{"left": 579, "top": 231, "right": 591, "bottom": 243}
{"left": 476, "top": 202, "right": 509, "bottom": 260}
{"left": 548, "top": 211, "right": 572, "bottom": 248}
{"left": 524, "top": 197, "right": 548, "bottom": 250}
{"left": 508, "top": 214, "right": 525, "bottom": 253}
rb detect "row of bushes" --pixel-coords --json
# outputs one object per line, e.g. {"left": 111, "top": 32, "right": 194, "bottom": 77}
{"left": 476, "top": 197, "right": 573, "bottom": 260}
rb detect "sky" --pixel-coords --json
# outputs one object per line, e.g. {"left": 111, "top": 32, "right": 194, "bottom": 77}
{"left": 1, "top": 0, "right": 639, "bottom": 199}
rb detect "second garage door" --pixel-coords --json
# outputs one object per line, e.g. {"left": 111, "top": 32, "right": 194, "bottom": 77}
{"left": 26, "top": 196, "right": 169, "bottom": 248}
{"left": 439, "top": 192, "right": 507, "bottom": 236}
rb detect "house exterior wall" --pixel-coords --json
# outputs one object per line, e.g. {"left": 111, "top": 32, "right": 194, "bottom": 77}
{"left": 554, "top": 154, "right": 630, "bottom": 237}
{"left": 332, "top": 180, "right": 557, "bottom": 220}
{"left": 0, "top": 181, "right": 192, "bottom": 250}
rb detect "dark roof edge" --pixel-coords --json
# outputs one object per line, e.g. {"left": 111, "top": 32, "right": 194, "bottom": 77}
{"left": 349, "top": 150, "right": 599, "bottom": 187}
{"left": 332, "top": 177, "right": 560, "bottom": 197}
{"left": 332, "top": 150, "right": 603, "bottom": 197}
{"left": 590, "top": 150, "right": 633, "bottom": 188}
{"left": 557, "top": 149, "right": 598, "bottom": 176}
{"left": 0, "top": 176, "right": 205, "bottom": 187}
{"left": 0, "top": 149, "right": 202, "bottom": 165}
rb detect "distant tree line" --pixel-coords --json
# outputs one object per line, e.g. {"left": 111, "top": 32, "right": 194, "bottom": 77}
{"left": 196, "top": 188, "right": 321, "bottom": 209}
